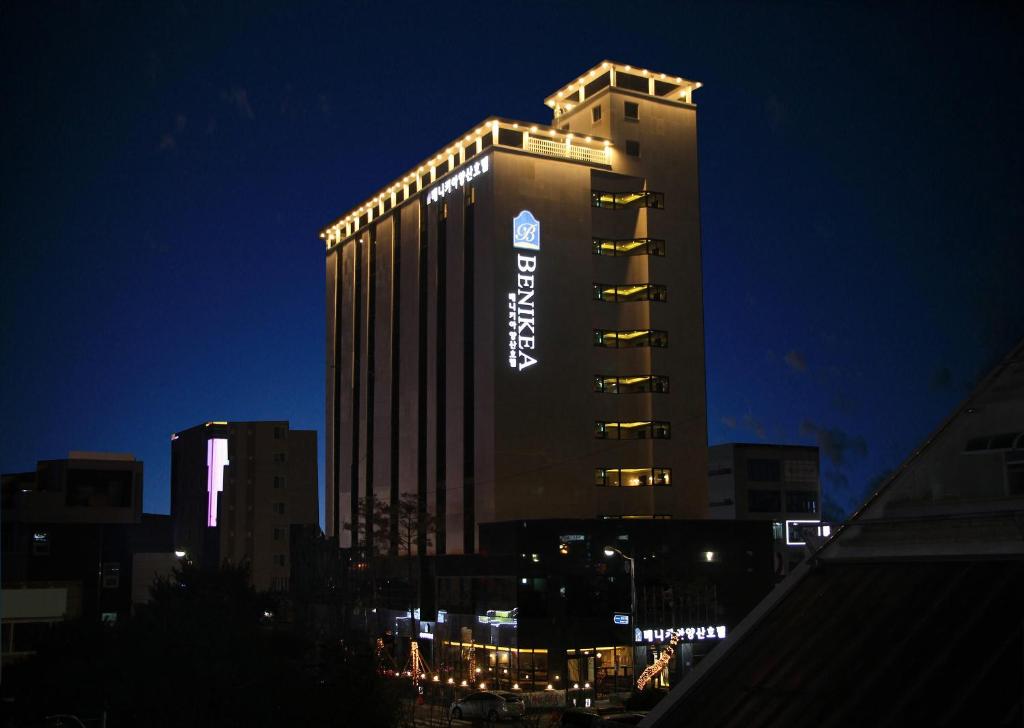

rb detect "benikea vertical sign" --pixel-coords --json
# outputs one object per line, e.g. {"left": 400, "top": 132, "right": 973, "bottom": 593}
{"left": 507, "top": 210, "right": 539, "bottom": 371}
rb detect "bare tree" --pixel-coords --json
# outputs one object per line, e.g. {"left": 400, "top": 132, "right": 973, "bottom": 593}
{"left": 387, "top": 492, "right": 436, "bottom": 559}
{"left": 343, "top": 494, "right": 389, "bottom": 558}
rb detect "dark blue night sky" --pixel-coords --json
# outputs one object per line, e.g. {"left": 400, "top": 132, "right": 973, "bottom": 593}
{"left": 3, "top": 2, "right": 1022, "bottom": 524}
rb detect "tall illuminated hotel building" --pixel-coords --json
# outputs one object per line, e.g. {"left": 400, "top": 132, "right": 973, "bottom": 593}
{"left": 323, "top": 61, "right": 708, "bottom": 556}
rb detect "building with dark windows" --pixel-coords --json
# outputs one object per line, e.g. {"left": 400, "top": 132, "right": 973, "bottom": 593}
{"left": 1, "top": 452, "right": 173, "bottom": 663}
{"left": 646, "top": 338, "right": 1024, "bottom": 727}
{"left": 707, "top": 443, "right": 823, "bottom": 577}
{"left": 370, "top": 518, "right": 774, "bottom": 694}
{"left": 170, "top": 421, "right": 318, "bottom": 591}
{"left": 323, "top": 61, "right": 709, "bottom": 556}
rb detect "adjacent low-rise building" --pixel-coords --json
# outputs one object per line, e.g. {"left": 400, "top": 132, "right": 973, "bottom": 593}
{"left": 170, "top": 421, "right": 318, "bottom": 591}
{"left": 708, "top": 443, "right": 824, "bottom": 577}
{"left": 645, "top": 338, "right": 1024, "bottom": 726}
{"left": 1, "top": 452, "right": 173, "bottom": 663}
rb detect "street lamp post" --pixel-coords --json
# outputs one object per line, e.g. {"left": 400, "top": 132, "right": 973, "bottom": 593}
{"left": 603, "top": 546, "right": 637, "bottom": 690}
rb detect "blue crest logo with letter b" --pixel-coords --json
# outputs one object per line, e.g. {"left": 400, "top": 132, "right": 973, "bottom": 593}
{"left": 512, "top": 210, "right": 540, "bottom": 251}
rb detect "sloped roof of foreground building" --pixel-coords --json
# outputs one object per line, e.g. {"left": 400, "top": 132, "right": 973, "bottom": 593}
{"left": 642, "top": 339, "right": 1024, "bottom": 728}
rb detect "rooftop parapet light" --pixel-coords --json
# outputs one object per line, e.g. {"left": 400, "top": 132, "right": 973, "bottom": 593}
{"left": 319, "top": 116, "right": 612, "bottom": 247}
{"left": 544, "top": 60, "right": 702, "bottom": 117}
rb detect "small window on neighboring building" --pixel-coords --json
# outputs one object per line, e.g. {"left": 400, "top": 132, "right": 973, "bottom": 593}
{"left": 273, "top": 476, "right": 286, "bottom": 489}
{"left": 273, "top": 527, "right": 285, "bottom": 541}
{"left": 592, "top": 105, "right": 602, "bottom": 123}
{"left": 785, "top": 490, "right": 818, "bottom": 514}
{"left": 747, "top": 459, "right": 781, "bottom": 482}
{"left": 273, "top": 453, "right": 287, "bottom": 463}
{"left": 273, "top": 502, "right": 286, "bottom": 515}
{"left": 1006, "top": 454, "right": 1024, "bottom": 495}
{"left": 273, "top": 554, "right": 286, "bottom": 567}
{"left": 101, "top": 562, "right": 120, "bottom": 589}
{"left": 32, "top": 531, "right": 49, "bottom": 556}
{"left": 624, "top": 101, "right": 639, "bottom": 121}
{"left": 273, "top": 426, "right": 286, "bottom": 440}
{"left": 748, "top": 489, "right": 782, "bottom": 513}
{"left": 625, "top": 140, "right": 640, "bottom": 157}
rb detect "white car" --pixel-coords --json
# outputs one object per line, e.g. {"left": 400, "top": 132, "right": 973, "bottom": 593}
{"left": 449, "top": 691, "right": 526, "bottom": 722}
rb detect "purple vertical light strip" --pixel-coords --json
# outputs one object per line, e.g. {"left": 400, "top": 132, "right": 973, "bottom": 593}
{"left": 206, "top": 438, "right": 229, "bottom": 527}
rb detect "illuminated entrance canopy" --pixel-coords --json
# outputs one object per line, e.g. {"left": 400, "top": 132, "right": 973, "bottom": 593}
{"left": 506, "top": 210, "right": 539, "bottom": 371}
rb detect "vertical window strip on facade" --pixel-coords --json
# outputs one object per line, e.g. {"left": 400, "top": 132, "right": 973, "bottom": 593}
{"left": 332, "top": 255, "right": 343, "bottom": 542}
{"left": 435, "top": 203, "right": 447, "bottom": 555}
{"left": 416, "top": 202, "right": 429, "bottom": 556}
{"left": 350, "top": 236, "right": 363, "bottom": 549}
{"left": 389, "top": 214, "right": 402, "bottom": 555}
{"left": 365, "top": 227, "right": 377, "bottom": 554}
{"left": 463, "top": 189, "right": 476, "bottom": 555}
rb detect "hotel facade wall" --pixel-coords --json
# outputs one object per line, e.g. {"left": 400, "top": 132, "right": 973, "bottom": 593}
{"left": 327, "top": 87, "right": 708, "bottom": 552}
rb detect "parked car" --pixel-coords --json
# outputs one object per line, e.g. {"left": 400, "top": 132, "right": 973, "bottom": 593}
{"left": 449, "top": 690, "right": 526, "bottom": 722}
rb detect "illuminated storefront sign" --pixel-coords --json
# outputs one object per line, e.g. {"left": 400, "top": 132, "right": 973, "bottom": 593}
{"left": 507, "top": 210, "right": 539, "bottom": 371}
{"left": 613, "top": 613, "right": 631, "bottom": 626}
{"left": 634, "top": 625, "right": 727, "bottom": 644}
{"left": 206, "top": 438, "right": 229, "bottom": 527}
{"left": 426, "top": 155, "right": 489, "bottom": 205}
{"left": 786, "top": 519, "right": 830, "bottom": 546}
{"left": 478, "top": 609, "right": 518, "bottom": 626}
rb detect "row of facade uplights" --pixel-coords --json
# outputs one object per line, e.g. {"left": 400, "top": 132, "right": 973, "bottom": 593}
{"left": 321, "top": 119, "right": 611, "bottom": 246}
{"left": 395, "top": 672, "right": 587, "bottom": 693}
{"left": 547, "top": 61, "right": 697, "bottom": 108}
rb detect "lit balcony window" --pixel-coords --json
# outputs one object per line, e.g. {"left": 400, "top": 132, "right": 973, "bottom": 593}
{"left": 591, "top": 190, "right": 664, "bottom": 210}
{"left": 593, "top": 329, "right": 668, "bottom": 349}
{"left": 593, "top": 283, "right": 667, "bottom": 303}
{"left": 592, "top": 238, "right": 666, "bottom": 257}
{"left": 594, "top": 468, "right": 672, "bottom": 487}
{"left": 595, "top": 421, "right": 671, "bottom": 440}
{"left": 594, "top": 375, "right": 669, "bottom": 394}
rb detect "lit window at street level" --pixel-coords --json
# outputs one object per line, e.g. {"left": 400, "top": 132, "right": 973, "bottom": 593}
{"left": 594, "top": 375, "right": 670, "bottom": 394}
{"left": 594, "top": 468, "right": 671, "bottom": 487}
{"left": 594, "top": 283, "right": 667, "bottom": 302}
{"left": 591, "top": 190, "right": 664, "bottom": 210}
{"left": 595, "top": 421, "right": 671, "bottom": 440}
{"left": 593, "top": 329, "right": 668, "bottom": 348}
{"left": 592, "top": 238, "right": 665, "bottom": 257}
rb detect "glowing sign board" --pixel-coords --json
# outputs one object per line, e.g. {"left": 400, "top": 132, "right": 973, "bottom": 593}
{"left": 507, "top": 211, "right": 539, "bottom": 371}
{"left": 634, "top": 625, "right": 727, "bottom": 644}
{"left": 426, "top": 156, "right": 489, "bottom": 205}
{"left": 786, "top": 519, "right": 830, "bottom": 546}
{"left": 206, "top": 438, "right": 229, "bottom": 527}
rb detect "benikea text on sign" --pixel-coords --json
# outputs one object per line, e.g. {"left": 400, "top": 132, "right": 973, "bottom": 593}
{"left": 507, "top": 210, "right": 540, "bottom": 371}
